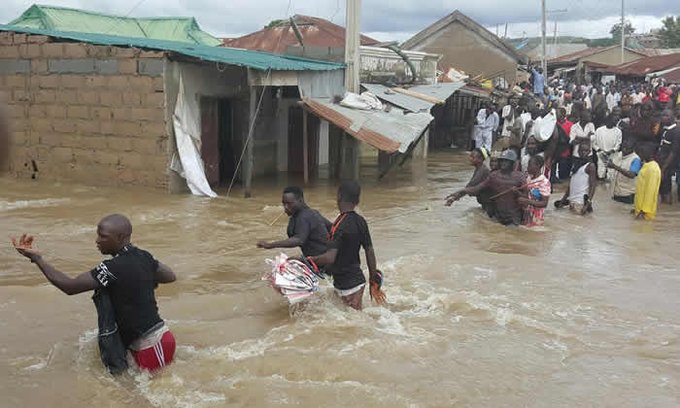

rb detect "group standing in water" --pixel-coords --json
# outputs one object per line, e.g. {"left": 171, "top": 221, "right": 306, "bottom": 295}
{"left": 448, "top": 77, "right": 680, "bottom": 225}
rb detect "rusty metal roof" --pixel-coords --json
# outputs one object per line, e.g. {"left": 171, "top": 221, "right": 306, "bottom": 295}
{"left": 548, "top": 46, "right": 647, "bottom": 64}
{"left": 223, "top": 15, "right": 379, "bottom": 53}
{"left": 609, "top": 53, "right": 680, "bottom": 76}
{"left": 302, "top": 97, "right": 433, "bottom": 154}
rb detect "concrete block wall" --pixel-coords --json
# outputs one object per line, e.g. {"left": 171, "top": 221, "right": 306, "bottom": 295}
{"left": 0, "top": 32, "right": 169, "bottom": 189}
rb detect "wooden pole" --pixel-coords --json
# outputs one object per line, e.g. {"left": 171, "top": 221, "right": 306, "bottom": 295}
{"left": 245, "top": 85, "right": 256, "bottom": 198}
{"left": 541, "top": 0, "right": 547, "bottom": 75}
{"left": 303, "top": 109, "right": 309, "bottom": 184}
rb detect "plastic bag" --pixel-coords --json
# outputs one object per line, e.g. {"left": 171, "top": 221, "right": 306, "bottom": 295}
{"left": 263, "top": 254, "right": 320, "bottom": 304}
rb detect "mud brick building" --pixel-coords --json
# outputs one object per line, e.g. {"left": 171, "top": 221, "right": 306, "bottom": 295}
{"left": 0, "top": 25, "right": 343, "bottom": 196}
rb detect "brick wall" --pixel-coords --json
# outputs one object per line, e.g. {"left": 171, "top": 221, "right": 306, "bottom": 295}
{"left": 0, "top": 32, "right": 169, "bottom": 189}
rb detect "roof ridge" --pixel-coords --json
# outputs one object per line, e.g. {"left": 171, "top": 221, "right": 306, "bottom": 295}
{"left": 25, "top": 4, "right": 196, "bottom": 22}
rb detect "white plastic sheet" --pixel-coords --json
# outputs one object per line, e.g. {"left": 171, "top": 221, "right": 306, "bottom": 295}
{"left": 340, "top": 92, "right": 383, "bottom": 111}
{"left": 171, "top": 74, "right": 217, "bottom": 198}
{"left": 533, "top": 109, "right": 557, "bottom": 142}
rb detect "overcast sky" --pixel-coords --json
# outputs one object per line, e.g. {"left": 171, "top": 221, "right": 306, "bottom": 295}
{"left": 3, "top": 0, "right": 679, "bottom": 42}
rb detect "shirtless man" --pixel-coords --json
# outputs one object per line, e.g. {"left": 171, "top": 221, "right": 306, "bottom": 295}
{"left": 449, "top": 150, "right": 526, "bottom": 225}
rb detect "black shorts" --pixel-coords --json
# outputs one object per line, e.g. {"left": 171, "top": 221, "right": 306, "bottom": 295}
{"left": 660, "top": 169, "right": 673, "bottom": 194}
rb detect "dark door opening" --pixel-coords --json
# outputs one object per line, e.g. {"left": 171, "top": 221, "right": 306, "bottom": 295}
{"left": 288, "top": 106, "right": 319, "bottom": 176}
{"left": 201, "top": 98, "right": 236, "bottom": 187}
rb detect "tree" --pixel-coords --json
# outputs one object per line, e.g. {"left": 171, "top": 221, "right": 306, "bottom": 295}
{"left": 610, "top": 21, "right": 635, "bottom": 40}
{"left": 658, "top": 16, "right": 680, "bottom": 48}
{"left": 265, "top": 19, "right": 287, "bottom": 29}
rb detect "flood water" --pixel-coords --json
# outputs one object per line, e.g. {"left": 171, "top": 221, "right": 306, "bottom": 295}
{"left": 1, "top": 150, "right": 680, "bottom": 408}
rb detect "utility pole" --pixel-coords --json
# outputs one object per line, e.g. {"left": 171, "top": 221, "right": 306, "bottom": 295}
{"left": 504, "top": 22, "right": 508, "bottom": 38}
{"left": 344, "top": 0, "right": 360, "bottom": 93}
{"left": 553, "top": 20, "right": 558, "bottom": 52}
{"left": 342, "top": 0, "right": 361, "bottom": 180}
{"left": 541, "top": 0, "right": 547, "bottom": 75}
{"left": 620, "top": 0, "right": 625, "bottom": 63}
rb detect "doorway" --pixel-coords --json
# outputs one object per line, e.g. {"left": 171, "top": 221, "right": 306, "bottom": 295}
{"left": 288, "top": 106, "right": 319, "bottom": 176}
{"left": 201, "top": 98, "right": 237, "bottom": 187}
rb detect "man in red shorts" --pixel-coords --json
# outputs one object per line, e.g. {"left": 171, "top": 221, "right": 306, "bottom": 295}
{"left": 12, "top": 214, "right": 176, "bottom": 372}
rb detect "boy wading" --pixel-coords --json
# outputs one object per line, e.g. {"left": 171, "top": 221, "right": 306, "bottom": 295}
{"left": 305, "top": 181, "right": 383, "bottom": 311}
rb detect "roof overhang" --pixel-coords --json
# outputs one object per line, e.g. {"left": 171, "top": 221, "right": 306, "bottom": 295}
{"left": 302, "top": 97, "right": 433, "bottom": 154}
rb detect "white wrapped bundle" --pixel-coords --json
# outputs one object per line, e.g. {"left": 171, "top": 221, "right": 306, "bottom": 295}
{"left": 263, "top": 254, "right": 320, "bottom": 304}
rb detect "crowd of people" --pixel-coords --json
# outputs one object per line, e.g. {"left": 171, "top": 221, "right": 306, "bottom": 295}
{"left": 456, "top": 70, "right": 680, "bottom": 226}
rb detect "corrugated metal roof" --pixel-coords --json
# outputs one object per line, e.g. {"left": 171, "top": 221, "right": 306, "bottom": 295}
{"left": 361, "top": 84, "right": 433, "bottom": 113}
{"left": 10, "top": 4, "right": 222, "bottom": 46}
{"left": 361, "top": 82, "right": 466, "bottom": 113}
{"left": 0, "top": 25, "right": 345, "bottom": 72}
{"left": 660, "top": 67, "right": 680, "bottom": 83}
{"left": 409, "top": 82, "right": 466, "bottom": 101}
{"left": 223, "top": 15, "right": 378, "bottom": 53}
{"left": 302, "top": 97, "right": 433, "bottom": 154}
{"left": 611, "top": 53, "right": 680, "bottom": 76}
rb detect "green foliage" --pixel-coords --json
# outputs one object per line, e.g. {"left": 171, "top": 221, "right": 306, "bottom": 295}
{"left": 610, "top": 21, "right": 635, "bottom": 39}
{"left": 587, "top": 38, "right": 616, "bottom": 47}
{"left": 658, "top": 16, "right": 680, "bottom": 47}
{"left": 265, "top": 19, "right": 287, "bottom": 29}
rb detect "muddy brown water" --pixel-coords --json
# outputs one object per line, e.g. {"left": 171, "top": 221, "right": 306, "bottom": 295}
{"left": 1, "top": 151, "right": 679, "bottom": 407}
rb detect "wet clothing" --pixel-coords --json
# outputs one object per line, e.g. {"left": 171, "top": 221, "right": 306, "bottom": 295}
{"left": 466, "top": 164, "right": 492, "bottom": 210}
{"left": 635, "top": 161, "right": 661, "bottom": 220}
{"left": 568, "top": 163, "right": 592, "bottom": 205}
{"left": 524, "top": 174, "right": 551, "bottom": 227}
{"left": 486, "top": 170, "right": 526, "bottom": 225}
{"left": 287, "top": 206, "right": 331, "bottom": 257}
{"left": 131, "top": 329, "right": 176, "bottom": 372}
{"left": 90, "top": 245, "right": 164, "bottom": 348}
{"left": 657, "top": 124, "right": 680, "bottom": 195}
{"left": 327, "top": 211, "right": 372, "bottom": 291}
{"left": 611, "top": 152, "right": 641, "bottom": 201}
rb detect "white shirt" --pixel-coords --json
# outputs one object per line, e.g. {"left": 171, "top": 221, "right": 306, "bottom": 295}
{"left": 569, "top": 121, "right": 595, "bottom": 157}
{"left": 593, "top": 125, "right": 622, "bottom": 153}
{"left": 606, "top": 93, "right": 617, "bottom": 112}
{"left": 632, "top": 92, "right": 643, "bottom": 105}
{"left": 501, "top": 105, "right": 515, "bottom": 137}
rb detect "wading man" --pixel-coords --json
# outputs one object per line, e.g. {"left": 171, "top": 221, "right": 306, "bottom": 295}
{"left": 12, "top": 214, "right": 177, "bottom": 373}
{"left": 450, "top": 150, "right": 526, "bottom": 225}
{"left": 305, "top": 181, "right": 382, "bottom": 311}
{"left": 555, "top": 142, "right": 597, "bottom": 215}
{"left": 257, "top": 186, "right": 331, "bottom": 257}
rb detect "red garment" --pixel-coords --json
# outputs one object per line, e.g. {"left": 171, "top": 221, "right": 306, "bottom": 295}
{"left": 658, "top": 87, "right": 670, "bottom": 103}
{"left": 131, "top": 331, "right": 176, "bottom": 372}
{"left": 642, "top": 95, "right": 652, "bottom": 103}
{"left": 558, "top": 119, "right": 574, "bottom": 158}
{"left": 558, "top": 119, "right": 573, "bottom": 137}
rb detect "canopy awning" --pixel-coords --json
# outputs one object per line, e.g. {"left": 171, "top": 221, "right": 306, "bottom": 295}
{"left": 361, "top": 82, "right": 466, "bottom": 113}
{"left": 302, "top": 97, "right": 433, "bottom": 154}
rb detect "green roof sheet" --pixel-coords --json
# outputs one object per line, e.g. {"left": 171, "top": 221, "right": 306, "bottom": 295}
{"left": 9, "top": 4, "right": 222, "bottom": 46}
{"left": 0, "top": 25, "right": 345, "bottom": 72}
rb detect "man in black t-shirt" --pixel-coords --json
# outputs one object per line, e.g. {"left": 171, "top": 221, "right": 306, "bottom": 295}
{"left": 257, "top": 186, "right": 331, "bottom": 257}
{"left": 658, "top": 109, "right": 680, "bottom": 204}
{"left": 306, "top": 181, "right": 381, "bottom": 310}
{"left": 12, "top": 214, "right": 177, "bottom": 373}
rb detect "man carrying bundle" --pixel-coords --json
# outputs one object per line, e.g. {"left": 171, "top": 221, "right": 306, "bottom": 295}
{"left": 257, "top": 186, "right": 331, "bottom": 258}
